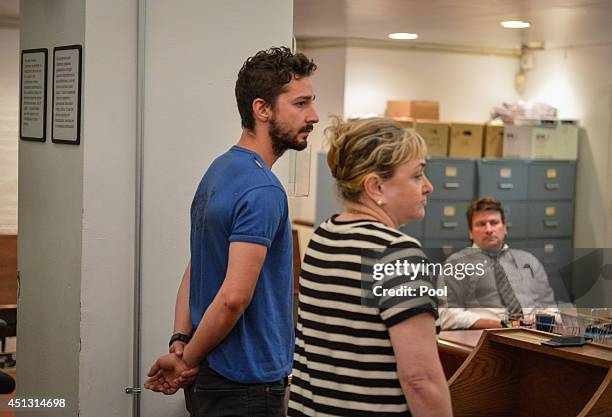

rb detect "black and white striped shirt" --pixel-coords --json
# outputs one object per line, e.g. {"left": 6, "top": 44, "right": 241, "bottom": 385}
{"left": 289, "top": 216, "right": 439, "bottom": 417}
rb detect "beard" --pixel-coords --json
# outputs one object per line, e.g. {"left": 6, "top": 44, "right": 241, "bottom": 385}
{"left": 269, "top": 115, "right": 312, "bottom": 157}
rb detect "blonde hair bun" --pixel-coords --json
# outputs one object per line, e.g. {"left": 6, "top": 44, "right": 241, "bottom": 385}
{"left": 324, "top": 117, "right": 427, "bottom": 202}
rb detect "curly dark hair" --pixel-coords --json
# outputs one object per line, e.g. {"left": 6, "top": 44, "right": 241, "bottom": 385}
{"left": 466, "top": 197, "right": 506, "bottom": 230}
{"left": 235, "top": 47, "right": 317, "bottom": 130}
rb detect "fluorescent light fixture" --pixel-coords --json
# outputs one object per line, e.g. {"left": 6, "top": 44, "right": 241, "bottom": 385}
{"left": 501, "top": 20, "right": 530, "bottom": 29}
{"left": 389, "top": 32, "right": 418, "bottom": 40}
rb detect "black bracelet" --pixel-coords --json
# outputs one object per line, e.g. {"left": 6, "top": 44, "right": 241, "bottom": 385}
{"left": 169, "top": 332, "right": 191, "bottom": 347}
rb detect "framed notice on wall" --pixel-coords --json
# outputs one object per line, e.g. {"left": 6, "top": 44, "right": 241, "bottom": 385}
{"left": 52, "top": 45, "right": 82, "bottom": 145}
{"left": 20, "top": 48, "right": 48, "bottom": 142}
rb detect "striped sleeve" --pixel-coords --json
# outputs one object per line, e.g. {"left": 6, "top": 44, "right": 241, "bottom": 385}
{"left": 376, "top": 238, "right": 439, "bottom": 328}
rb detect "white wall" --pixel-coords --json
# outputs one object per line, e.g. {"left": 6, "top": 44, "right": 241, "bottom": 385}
{"left": 20, "top": 0, "right": 138, "bottom": 414}
{"left": 79, "top": 0, "right": 137, "bottom": 416}
{"left": 291, "top": 44, "right": 521, "bottom": 224}
{"left": 524, "top": 46, "right": 612, "bottom": 249}
{"left": 18, "top": 0, "right": 85, "bottom": 415}
{"left": 0, "top": 27, "right": 19, "bottom": 234}
{"left": 140, "top": 2, "right": 294, "bottom": 416}
{"left": 344, "top": 46, "right": 520, "bottom": 121}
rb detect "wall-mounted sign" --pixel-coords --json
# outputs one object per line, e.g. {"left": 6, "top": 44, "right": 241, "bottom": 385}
{"left": 52, "top": 45, "right": 82, "bottom": 145}
{"left": 20, "top": 48, "right": 48, "bottom": 142}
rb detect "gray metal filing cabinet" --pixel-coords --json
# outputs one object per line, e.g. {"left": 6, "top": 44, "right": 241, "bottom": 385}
{"left": 528, "top": 161, "right": 576, "bottom": 200}
{"left": 402, "top": 158, "right": 476, "bottom": 241}
{"left": 524, "top": 160, "right": 576, "bottom": 289}
{"left": 419, "top": 158, "right": 476, "bottom": 251}
{"left": 526, "top": 160, "right": 576, "bottom": 241}
{"left": 424, "top": 201, "right": 471, "bottom": 240}
{"left": 477, "top": 159, "right": 575, "bottom": 240}
{"left": 526, "top": 201, "right": 574, "bottom": 238}
{"left": 502, "top": 201, "right": 528, "bottom": 239}
{"left": 427, "top": 158, "right": 476, "bottom": 200}
{"left": 510, "top": 238, "right": 573, "bottom": 252}
{"left": 478, "top": 159, "right": 529, "bottom": 200}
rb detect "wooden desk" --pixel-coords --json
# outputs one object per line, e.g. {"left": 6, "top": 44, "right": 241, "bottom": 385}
{"left": 437, "top": 330, "right": 482, "bottom": 379}
{"left": 448, "top": 328, "right": 612, "bottom": 417}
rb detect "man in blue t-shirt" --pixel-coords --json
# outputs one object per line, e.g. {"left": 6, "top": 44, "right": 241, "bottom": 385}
{"left": 144, "top": 47, "right": 318, "bottom": 416}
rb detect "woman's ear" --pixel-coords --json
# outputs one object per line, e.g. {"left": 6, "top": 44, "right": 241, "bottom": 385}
{"left": 362, "top": 173, "right": 384, "bottom": 203}
{"left": 252, "top": 98, "right": 271, "bottom": 123}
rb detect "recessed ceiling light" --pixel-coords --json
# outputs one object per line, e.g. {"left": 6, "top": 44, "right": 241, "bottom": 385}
{"left": 389, "top": 33, "right": 418, "bottom": 40}
{"left": 501, "top": 20, "right": 530, "bottom": 29}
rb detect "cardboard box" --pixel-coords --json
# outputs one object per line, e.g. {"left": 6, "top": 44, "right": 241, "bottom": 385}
{"left": 502, "top": 120, "right": 578, "bottom": 160}
{"left": 395, "top": 119, "right": 415, "bottom": 130}
{"left": 555, "top": 120, "right": 579, "bottom": 159}
{"left": 484, "top": 124, "right": 504, "bottom": 158}
{"left": 503, "top": 125, "right": 548, "bottom": 159}
{"left": 415, "top": 120, "right": 449, "bottom": 157}
{"left": 448, "top": 123, "right": 484, "bottom": 158}
{"left": 385, "top": 100, "right": 439, "bottom": 120}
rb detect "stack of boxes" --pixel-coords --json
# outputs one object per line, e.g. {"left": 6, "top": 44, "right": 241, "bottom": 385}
{"left": 385, "top": 100, "right": 452, "bottom": 158}
{"left": 484, "top": 124, "right": 504, "bottom": 157}
{"left": 383, "top": 100, "right": 579, "bottom": 160}
{"left": 415, "top": 122, "right": 449, "bottom": 157}
{"left": 502, "top": 119, "right": 579, "bottom": 160}
{"left": 448, "top": 123, "right": 484, "bottom": 158}
{"left": 385, "top": 100, "right": 439, "bottom": 120}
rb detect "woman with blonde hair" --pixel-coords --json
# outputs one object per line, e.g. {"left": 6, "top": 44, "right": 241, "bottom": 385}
{"left": 288, "top": 117, "right": 452, "bottom": 417}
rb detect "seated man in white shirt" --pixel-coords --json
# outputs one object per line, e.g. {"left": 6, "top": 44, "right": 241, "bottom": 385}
{"left": 439, "top": 197, "right": 563, "bottom": 330}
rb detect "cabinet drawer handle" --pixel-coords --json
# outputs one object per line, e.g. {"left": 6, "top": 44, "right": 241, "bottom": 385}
{"left": 544, "top": 220, "right": 559, "bottom": 228}
{"left": 442, "top": 222, "right": 458, "bottom": 229}
{"left": 545, "top": 183, "right": 559, "bottom": 190}
{"left": 444, "top": 182, "right": 459, "bottom": 189}
{"left": 499, "top": 183, "right": 514, "bottom": 190}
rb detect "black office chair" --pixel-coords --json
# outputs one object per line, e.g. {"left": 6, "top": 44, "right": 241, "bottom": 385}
{"left": 0, "top": 369, "right": 14, "bottom": 394}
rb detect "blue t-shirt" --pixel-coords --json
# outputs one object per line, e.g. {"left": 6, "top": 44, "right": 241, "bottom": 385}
{"left": 189, "top": 145, "right": 294, "bottom": 383}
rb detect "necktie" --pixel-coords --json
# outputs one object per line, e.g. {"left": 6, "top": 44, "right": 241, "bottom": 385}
{"left": 493, "top": 256, "right": 523, "bottom": 318}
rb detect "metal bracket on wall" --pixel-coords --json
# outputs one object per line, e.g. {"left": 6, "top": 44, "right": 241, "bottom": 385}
{"left": 125, "top": 387, "right": 142, "bottom": 395}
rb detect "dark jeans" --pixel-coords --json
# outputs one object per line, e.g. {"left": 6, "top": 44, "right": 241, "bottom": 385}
{"left": 184, "top": 363, "right": 287, "bottom": 417}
